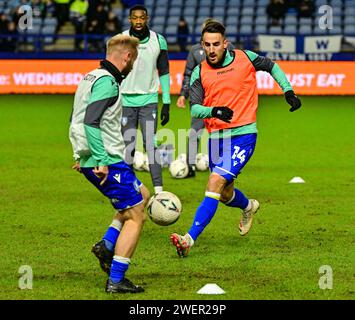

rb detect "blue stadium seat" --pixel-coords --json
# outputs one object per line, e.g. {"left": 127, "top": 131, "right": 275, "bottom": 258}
{"left": 196, "top": 16, "right": 210, "bottom": 26}
{"left": 226, "top": 25, "right": 238, "bottom": 42}
{"left": 240, "top": 15, "right": 254, "bottom": 25}
{"left": 241, "top": 7, "right": 254, "bottom": 16}
{"left": 315, "top": 0, "right": 329, "bottom": 6}
{"left": 198, "top": 7, "right": 211, "bottom": 17}
{"left": 184, "top": 16, "right": 195, "bottom": 27}
{"left": 169, "top": 7, "right": 182, "bottom": 18}
{"left": 145, "top": 0, "right": 155, "bottom": 6}
{"left": 183, "top": 7, "right": 196, "bottom": 17}
{"left": 165, "top": 25, "right": 177, "bottom": 42}
{"left": 226, "top": 16, "right": 239, "bottom": 26}
{"left": 193, "top": 24, "right": 202, "bottom": 35}
{"left": 255, "top": 16, "right": 268, "bottom": 25}
{"left": 332, "top": 7, "right": 343, "bottom": 16}
{"left": 170, "top": 0, "right": 184, "bottom": 6}
{"left": 167, "top": 16, "right": 180, "bottom": 26}
{"left": 239, "top": 24, "right": 253, "bottom": 35}
{"left": 330, "top": 0, "right": 344, "bottom": 6}
{"left": 145, "top": 5, "right": 154, "bottom": 14}
{"left": 344, "top": 15, "right": 354, "bottom": 25}
{"left": 269, "top": 25, "right": 283, "bottom": 34}
{"left": 156, "top": 0, "right": 168, "bottom": 7}
{"left": 227, "top": 7, "right": 240, "bottom": 17}
{"left": 344, "top": 7, "right": 355, "bottom": 15}
{"left": 313, "top": 26, "right": 329, "bottom": 35}
{"left": 154, "top": 6, "right": 168, "bottom": 17}
{"left": 200, "top": 0, "right": 213, "bottom": 7}
{"left": 213, "top": 7, "right": 225, "bottom": 16}
{"left": 6, "top": 0, "right": 21, "bottom": 9}
{"left": 152, "top": 16, "right": 165, "bottom": 26}
{"left": 122, "top": 9, "right": 130, "bottom": 20}
{"left": 229, "top": 0, "right": 242, "bottom": 6}
{"left": 298, "top": 25, "right": 313, "bottom": 35}
{"left": 256, "top": 0, "right": 269, "bottom": 7}
{"left": 255, "top": 24, "right": 267, "bottom": 34}
{"left": 213, "top": 0, "right": 227, "bottom": 6}
{"left": 152, "top": 24, "right": 164, "bottom": 34}
{"left": 284, "top": 15, "right": 298, "bottom": 25}
{"left": 43, "top": 17, "right": 58, "bottom": 26}
{"left": 332, "top": 15, "right": 342, "bottom": 25}
{"left": 329, "top": 26, "right": 342, "bottom": 34}
{"left": 185, "top": 0, "right": 199, "bottom": 7}
{"left": 256, "top": 6, "right": 266, "bottom": 15}
{"left": 299, "top": 17, "right": 313, "bottom": 26}
{"left": 32, "top": 18, "right": 43, "bottom": 26}
{"left": 26, "top": 25, "right": 41, "bottom": 43}
{"left": 42, "top": 25, "right": 56, "bottom": 44}
{"left": 283, "top": 24, "right": 297, "bottom": 35}
{"left": 344, "top": 25, "right": 355, "bottom": 35}
{"left": 345, "top": 0, "right": 355, "bottom": 7}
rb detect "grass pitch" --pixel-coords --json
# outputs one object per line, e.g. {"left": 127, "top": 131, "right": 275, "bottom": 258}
{"left": 0, "top": 94, "right": 354, "bottom": 300}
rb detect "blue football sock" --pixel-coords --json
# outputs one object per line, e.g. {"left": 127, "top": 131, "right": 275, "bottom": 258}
{"left": 103, "top": 220, "right": 122, "bottom": 252}
{"left": 188, "top": 192, "right": 220, "bottom": 241}
{"left": 109, "top": 256, "right": 130, "bottom": 283}
{"left": 225, "top": 188, "right": 249, "bottom": 210}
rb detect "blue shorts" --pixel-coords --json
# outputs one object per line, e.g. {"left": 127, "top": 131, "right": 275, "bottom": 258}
{"left": 208, "top": 133, "right": 257, "bottom": 183}
{"left": 81, "top": 162, "right": 143, "bottom": 211}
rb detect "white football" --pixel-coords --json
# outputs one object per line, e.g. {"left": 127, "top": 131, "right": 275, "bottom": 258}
{"left": 147, "top": 191, "right": 182, "bottom": 226}
{"left": 133, "top": 151, "right": 144, "bottom": 171}
{"left": 195, "top": 153, "right": 209, "bottom": 171}
{"left": 177, "top": 153, "right": 187, "bottom": 163}
{"left": 142, "top": 153, "right": 150, "bottom": 172}
{"left": 169, "top": 159, "right": 189, "bottom": 178}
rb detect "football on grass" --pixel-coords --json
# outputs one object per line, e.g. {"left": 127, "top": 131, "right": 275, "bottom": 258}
{"left": 147, "top": 191, "right": 182, "bottom": 226}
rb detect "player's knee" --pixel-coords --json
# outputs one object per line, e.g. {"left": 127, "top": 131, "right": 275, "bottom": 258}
{"left": 206, "top": 173, "right": 227, "bottom": 194}
{"left": 122, "top": 204, "right": 146, "bottom": 225}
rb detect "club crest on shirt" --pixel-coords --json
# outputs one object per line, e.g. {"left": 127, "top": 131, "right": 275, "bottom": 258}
{"left": 121, "top": 116, "right": 128, "bottom": 126}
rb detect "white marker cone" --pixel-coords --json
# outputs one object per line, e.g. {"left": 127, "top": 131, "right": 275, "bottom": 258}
{"left": 197, "top": 283, "right": 225, "bottom": 295}
{"left": 289, "top": 177, "right": 305, "bottom": 183}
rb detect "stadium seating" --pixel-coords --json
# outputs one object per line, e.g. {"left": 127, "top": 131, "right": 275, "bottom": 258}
{"left": 108, "top": 0, "right": 351, "bottom": 47}
{"left": 0, "top": 0, "right": 353, "bottom": 52}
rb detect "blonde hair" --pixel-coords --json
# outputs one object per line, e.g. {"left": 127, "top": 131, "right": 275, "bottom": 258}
{"left": 106, "top": 34, "right": 139, "bottom": 57}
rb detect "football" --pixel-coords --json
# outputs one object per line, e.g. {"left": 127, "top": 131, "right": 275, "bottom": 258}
{"left": 196, "top": 153, "right": 209, "bottom": 171}
{"left": 133, "top": 151, "right": 145, "bottom": 171}
{"left": 142, "top": 153, "right": 150, "bottom": 172}
{"left": 177, "top": 153, "right": 187, "bottom": 163}
{"left": 169, "top": 159, "right": 189, "bottom": 178}
{"left": 147, "top": 191, "right": 182, "bottom": 226}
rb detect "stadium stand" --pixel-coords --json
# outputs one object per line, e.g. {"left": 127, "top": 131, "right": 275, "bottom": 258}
{"left": 0, "top": 0, "right": 354, "bottom": 53}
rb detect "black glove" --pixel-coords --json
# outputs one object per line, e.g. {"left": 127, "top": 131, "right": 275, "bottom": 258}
{"left": 211, "top": 106, "right": 234, "bottom": 123}
{"left": 160, "top": 104, "right": 170, "bottom": 126}
{"left": 285, "top": 90, "right": 302, "bottom": 112}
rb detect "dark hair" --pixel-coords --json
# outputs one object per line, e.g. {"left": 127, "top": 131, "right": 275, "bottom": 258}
{"left": 129, "top": 5, "right": 148, "bottom": 16}
{"left": 201, "top": 21, "right": 226, "bottom": 37}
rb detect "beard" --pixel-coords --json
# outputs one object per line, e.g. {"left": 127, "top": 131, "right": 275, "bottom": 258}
{"left": 122, "top": 61, "right": 134, "bottom": 77}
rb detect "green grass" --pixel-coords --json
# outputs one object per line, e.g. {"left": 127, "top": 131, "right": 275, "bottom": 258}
{"left": 0, "top": 94, "right": 354, "bottom": 300}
